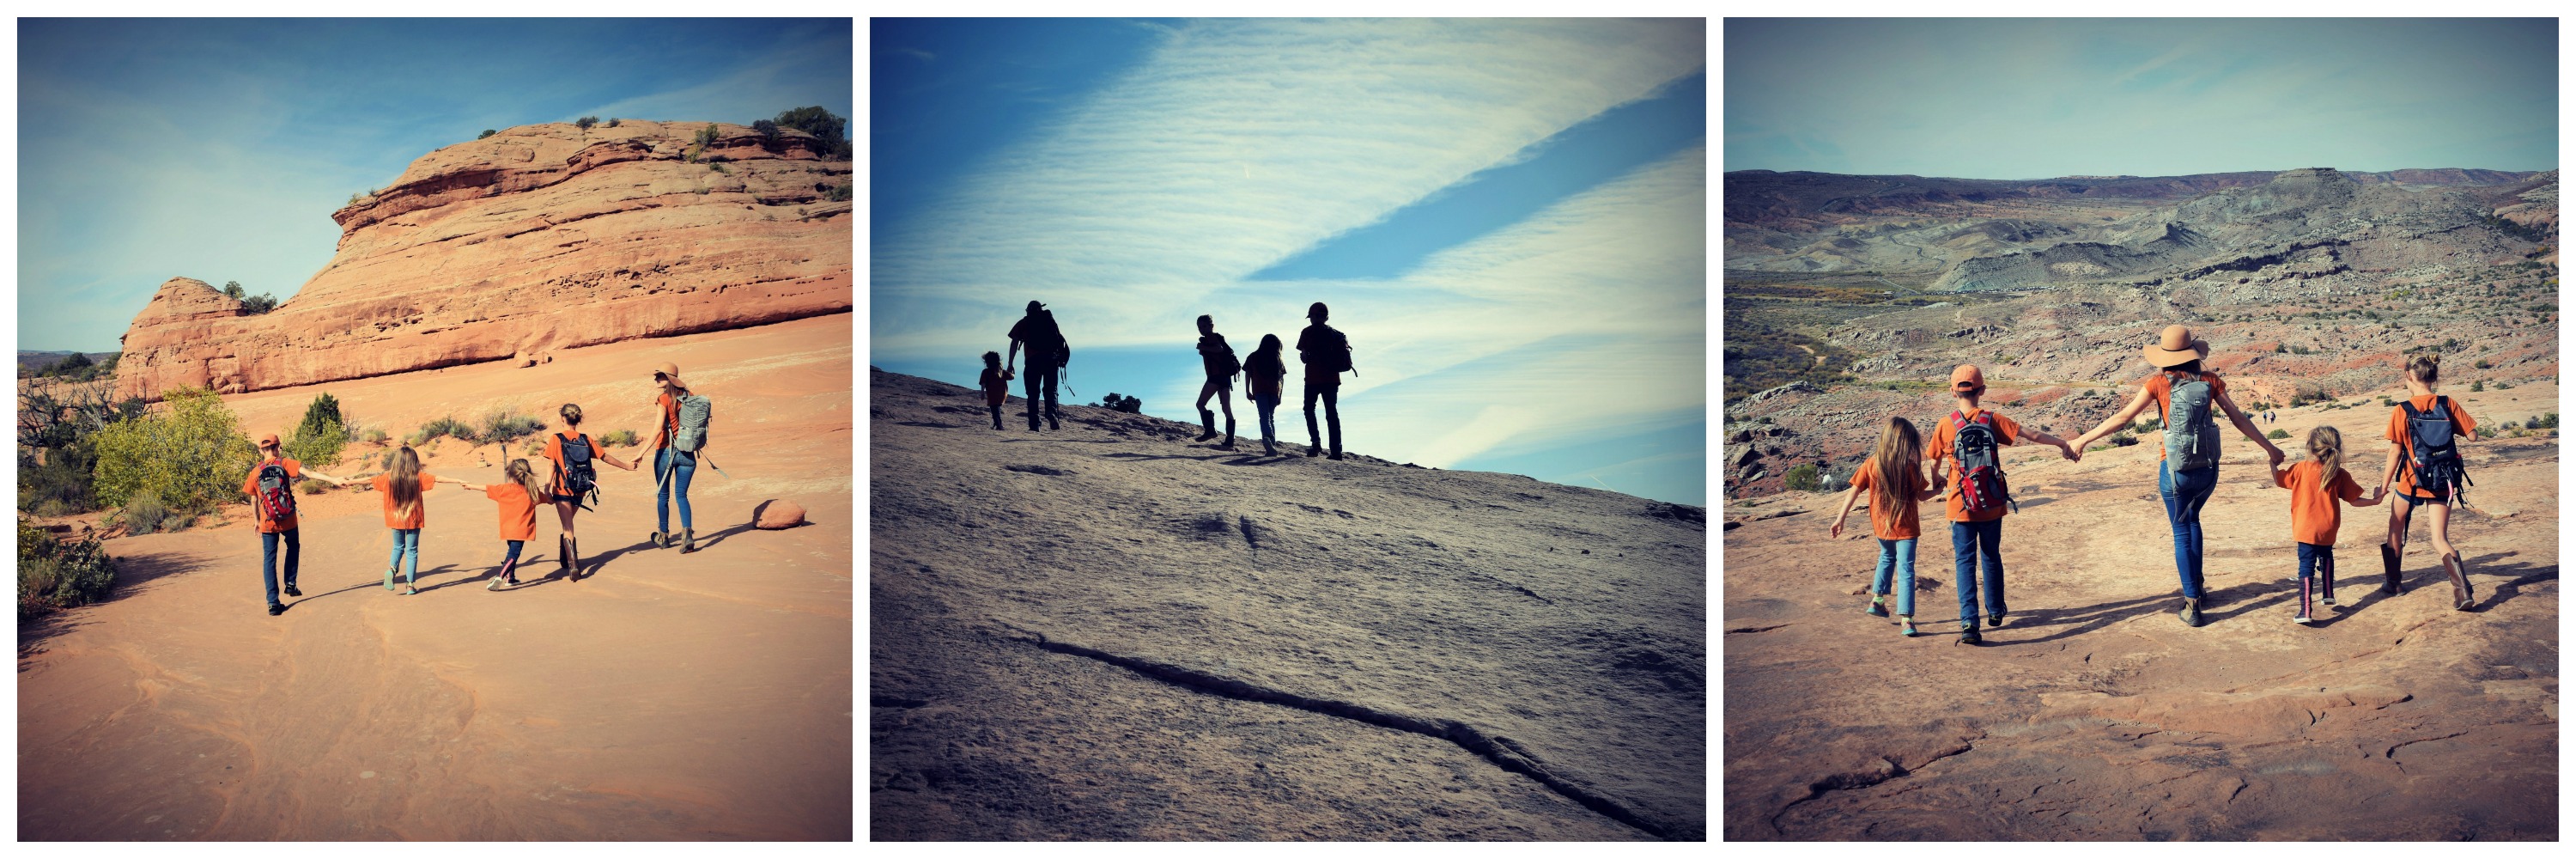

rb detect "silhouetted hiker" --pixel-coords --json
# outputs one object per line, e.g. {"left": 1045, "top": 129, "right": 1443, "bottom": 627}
{"left": 978, "top": 351, "right": 1013, "bottom": 430}
{"left": 1243, "top": 333, "right": 1288, "bottom": 456}
{"left": 244, "top": 433, "right": 359, "bottom": 615}
{"left": 1194, "top": 314, "right": 1241, "bottom": 449}
{"left": 544, "top": 403, "right": 639, "bottom": 581}
{"left": 2070, "top": 326, "right": 2284, "bottom": 628}
{"left": 2380, "top": 354, "right": 2479, "bottom": 610}
{"left": 1296, "top": 302, "right": 1352, "bottom": 460}
{"left": 1007, "top": 300, "right": 1070, "bottom": 431}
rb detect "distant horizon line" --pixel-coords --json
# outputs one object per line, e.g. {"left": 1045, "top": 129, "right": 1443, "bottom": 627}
{"left": 1723, "top": 165, "right": 2556, "bottom": 183}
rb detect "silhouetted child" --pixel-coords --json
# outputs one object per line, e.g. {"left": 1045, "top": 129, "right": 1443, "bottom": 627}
{"left": 1243, "top": 333, "right": 1288, "bottom": 456}
{"left": 441, "top": 459, "right": 550, "bottom": 591}
{"left": 1829, "top": 417, "right": 1944, "bottom": 637}
{"left": 2270, "top": 426, "right": 2383, "bottom": 624}
{"left": 978, "top": 351, "right": 1014, "bottom": 430}
{"left": 1925, "top": 364, "right": 2079, "bottom": 644}
{"left": 2380, "top": 354, "right": 2479, "bottom": 610}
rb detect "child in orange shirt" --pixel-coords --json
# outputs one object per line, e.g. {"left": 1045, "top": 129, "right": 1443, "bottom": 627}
{"left": 442, "top": 459, "right": 550, "bottom": 591}
{"left": 2379, "top": 354, "right": 2480, "bottom": 610}
{"left": 370, "top": 446, "right": 439, "bottom": 595}
{"left": 2270, "top": 426, "right": 2384, "bottom": 624}
{"left": 1829, "top": 417, "right": 1945, "bottom": 637}
{"left": 1924, "top": 364, "right": 2079, "bottom": 644}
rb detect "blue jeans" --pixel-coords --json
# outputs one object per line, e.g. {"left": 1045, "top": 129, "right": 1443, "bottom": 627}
{"left": 260, "top": 528, "right": 300, "bottom": 606}
{"left": 2299, "top": 540, "right": 2335, "bottom": 601}
{"left": 1871, "top": 538, "right": 1917, "bottom": 616}
{"left": 497, "top": 539, "right": 525, "bottom": 580}
{"left": 655, "top": 448, "right": 698, "bottom": 533}
{"left": 1950, "top": 520, "right": 2005, "bottom": 624}
{"left": 387, "top": 528, "right": 421, "bottom": 585}
{"left": 1253, "top": 393, "right": 1280, "bottom": 447}
{"left": 2159, "top": 461, "right": 2220, "bottom": 600}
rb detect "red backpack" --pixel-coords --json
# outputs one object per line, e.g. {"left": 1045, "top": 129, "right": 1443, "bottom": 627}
{"left": 1948, "top": 410, "right": 2016, "bottom": 515}
{"left": 254, "top": 460, "right": 298, "bottom": 525}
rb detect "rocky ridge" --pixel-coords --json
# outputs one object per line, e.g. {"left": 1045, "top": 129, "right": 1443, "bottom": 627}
{"left": 115, "top": 120, "right": 853, "bottom": 400}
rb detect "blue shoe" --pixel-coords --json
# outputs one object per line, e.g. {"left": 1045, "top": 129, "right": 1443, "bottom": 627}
{"left": 1899, "top": 618, "right": 1918, "bottom": 637}
{"left": 1865, "top": 600, "right": 1889, "bottom": 618}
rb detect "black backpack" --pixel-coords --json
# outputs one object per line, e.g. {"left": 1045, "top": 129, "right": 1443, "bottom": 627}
{"left": 2401, "top": 397, "right": 2471, "bottom": 503}
{"left": 254, "top": 461, "right": 297, "bottom": 525}
{"left": 1949, "top": 410, "right": 2015, "bottom": 515}
{"left": 1031, "top": 312, "right": 1071, "bottom": 369}
{"left": 1204, "top": 335, "right": 1240, "bottom": 378}
{"left": 1309, "top": 326, "right": 1352, "bottom": 375}
{"left": 556, "top": 433, "right": 599, "bottom": 507}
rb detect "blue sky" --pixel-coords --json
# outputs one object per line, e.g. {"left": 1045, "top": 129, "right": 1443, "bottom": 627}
{"left": 870, "top": 19, "right": 1709, "bottom": 506}
{"left": 1727, "top": 18, "right": 2557, "bottom": 178}
{"left": 17, "top": 18, "right": 852, "bottom": 353}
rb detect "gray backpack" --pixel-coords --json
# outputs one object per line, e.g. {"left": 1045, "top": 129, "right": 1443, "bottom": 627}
{"left": 2163, "top": 373, "right": 2221, "bottom": 471}
{"left": 674, "top": 393, "right": 712, "bottom": 453}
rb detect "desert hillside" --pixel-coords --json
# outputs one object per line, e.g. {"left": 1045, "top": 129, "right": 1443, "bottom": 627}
{"left": 1723, "top": 381, "right": 2557, "bottom": 840}
{"left": 867, "top": 369, "right": 1707, "bottom": 840}
{"left": 115, "top": 119, "right": 853, "bottom": 401}
{"left": 19, "top": 315, "right": 854, "bottom": 839}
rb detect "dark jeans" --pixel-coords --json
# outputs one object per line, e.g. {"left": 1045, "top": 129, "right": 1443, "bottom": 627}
{"left": 260, "top": 528, "right": 301, "bottom": 606}
{"left": 655, "top": 448, "right": 698, "bottom": 533}
{"left": 1024, "top": 365, "right": 1060, "bottom": 429}
{"left": 1950, "top": 520, "right": 2005, "bottom": 625}
{"left": 2159, "top": 461, "right": 2219, "bottom": 600}
{"left": 1254, "top": 393, "right": 1279, "bottom": 448}
{"left": 1871, "top": 538, "right": 1917, "bottom": 616}
{"left": 498, "top": 539, "right": 525, "bottom": 580}
{"left": 2298, "top": 541, "right": 2335, "bottom": 602}
{"left": 1303, "top": 383, "right": 1341, "bottom": 454}
{"left": 987, "top": 402, "right": 1003, "bottom": 430}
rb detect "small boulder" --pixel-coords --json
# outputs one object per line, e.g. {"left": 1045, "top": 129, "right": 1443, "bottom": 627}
{"left": 754, "top": 499, "right": 806, "bottom": 529}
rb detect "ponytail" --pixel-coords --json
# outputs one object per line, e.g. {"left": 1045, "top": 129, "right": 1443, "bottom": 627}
{"left": 2308, "top": 425, "right": 2345, "bottom": 489}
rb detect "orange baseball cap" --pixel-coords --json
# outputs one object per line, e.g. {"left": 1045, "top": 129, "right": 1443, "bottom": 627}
{"left": 1949, "top": 364, "right": 1984, "bottom": 393}
{"left": 258, "top": 433, "right": 281, "bottom": 448}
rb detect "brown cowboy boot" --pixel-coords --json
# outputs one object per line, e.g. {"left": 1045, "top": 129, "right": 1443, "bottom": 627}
{"left": 2442, "top": 553, "right": 2474, "bottom": 611}
{"left": 2379, "top": 544, "right": 2404, "bottom": 594}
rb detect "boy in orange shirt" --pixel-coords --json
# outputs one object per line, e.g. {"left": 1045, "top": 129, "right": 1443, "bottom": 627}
{"left": 243, "top": 432, "right": 361, "bottom": 615}
{"left": 1829, "top": 417, "right": 1945, "bottom": 637}
{"left": 1924, "top": 364, "right": 2079, "bottom": 644}
{"left": 2270, "top": 426, "right": 2384, "bottom": 623}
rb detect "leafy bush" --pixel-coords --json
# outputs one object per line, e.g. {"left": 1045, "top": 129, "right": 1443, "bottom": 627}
{"left": 239, "top": 291, "right": 279, "bottom": 314}
{"left": 825, "top": 182, "right": 853, "bottom": 203}
{"left": 774, "top": 107, "right": 852, "bottom": 161}
{"left": 1092, "top": 393, "right": 1143, "bottom": 413}
{"left": 691, "top": 123, "right": 720, "bottom": 160}
{"left": 606, "top": 118, "right": 620, "bottom": 128}
{"left": 2497, "top": 381, "right": 2514, "bottom": 390}
{"left": 575, "top": 116, "right": 598, "bottom": 131}
{"left": 1784, "top": 463, "right": 1821, "bottom": 492}
{"left": 407, "top": 415, "right": 478, "bottom": 447}
{"left": 2109, "top": 432, "right": 2137, "bottom": 447}
{"left": 477, "top": 408, "right": 545, "bottom": 447}
{"left": 123, "top": 489, "right": 168, "bottom": 534}
{"left": 478, "top": 129, "right": 498, "bottom": 140}
{"left": 90, "top": 387, "right": 258, "bottom": 511}
{"left": 20, "top": 521, "right": 117, "bottom": 620}
{"left": 2475, "top": 357, "right": 2494, "bottom": 369}
{"left": 753, "top": 119, "right": 780, "bottom": 149}
{"left": 2532, "top": 413, "right": 2559, "bottom": 430}
{"left": 599, "top": 429, "right": 641, "bottom": 447}
{"left": 298, "top": 478, "right": 331, "bottom": 495}
{"left": 362, "top": 427, "right": 390, "bottom": 443}
{"left": 2470, "top": 379, "right": 2486, "bottom": 392}
{"left": 2267, "top": 428, "right": 2290, "bottom": 440}
{"left": 283, "top": 393, "right": 348, "bottom": 467}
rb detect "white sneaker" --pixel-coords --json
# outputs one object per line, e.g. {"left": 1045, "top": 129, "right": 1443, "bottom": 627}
{"left": 2292, "top": 613, "right": 2312, "bottom": 624}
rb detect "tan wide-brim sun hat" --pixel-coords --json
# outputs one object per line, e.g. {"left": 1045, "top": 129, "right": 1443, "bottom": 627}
{"left": 653, "top": 361, "right": 689, "bottom": 390}
{"left": 2142, "top": 324, "right": 2210, "bottom": 368}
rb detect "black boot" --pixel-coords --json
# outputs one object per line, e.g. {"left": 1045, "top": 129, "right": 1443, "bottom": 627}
{"left": 2380, "top": 544, "right": 2405, "bottom": 594}
{"left": 2442, "top": 553, "right": 2473, "bottom": 610}
{"left": 1197, "top": 409, "right": 1218, "bottom": 442}
{"left": 567, "top": 537, "right": 580, "bottom": 582}
{"left": 1221, "top": 417, "right": 1236, "bottom": 449}
{"left": 681, "top": 528, "right": 700, "bottom": 554}
{"left": 558, "top": 535, "right": 572, "bottom": 570}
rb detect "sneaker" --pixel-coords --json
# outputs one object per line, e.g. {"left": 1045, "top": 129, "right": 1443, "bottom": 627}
{"left": 1899, "top": 618, "right": 1918, "bottom": 637}
{"left": 384, "top": 568, "right": 396, "bottom": 591}
{"left": 1988, "top": 613, "right": 2008, "bottom": 629}
{"left": 268, "top": 603, "right": 286, "bottom": 616}
{"left": 488, "top": 576, "right": 507, "bottom": 592}
{"left": 283, "top": 585, "right": 301, "bottom": 597}
{"left": 1959, "top": 626, "right": 1983, "bottom": 645}
{"left": 403, "top": 585, "right": 418, "bottom": 596}
{"left": 1865, "top": 600, "right": 1889, "bottom": 618}
{"left": 2292, "top": 612, "right": 2312, "bottom": 624}
{"left": 2322, "top": 594, "right": 2337, "bottom": 606}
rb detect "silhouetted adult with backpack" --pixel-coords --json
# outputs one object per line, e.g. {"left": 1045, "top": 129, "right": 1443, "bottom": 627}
{"left": 244, "top": 432, "right": 359, "bottom": 615}
{"left": 1007, "top": 300, "right": 1070, "bottom": 431}
{"left": 1194, "top": 314, "right": 1240, "bottom": 449}
{"left": 1296, "top": 302, "right": 1352, "bottom": 460}
{"left": 2070, "top": 326, "right": 2285, "bottom": 627}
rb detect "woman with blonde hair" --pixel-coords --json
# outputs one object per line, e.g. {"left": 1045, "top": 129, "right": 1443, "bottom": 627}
{"left": 2379, "top": 354, "right": 2479, "bottom": 610}
{"left": 541, "top": 402, "right": 639, "bottom": 582}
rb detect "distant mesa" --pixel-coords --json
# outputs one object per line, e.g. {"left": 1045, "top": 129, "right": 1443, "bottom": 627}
{"left": 115, "top": 119, "right": 854, "bottom": 401}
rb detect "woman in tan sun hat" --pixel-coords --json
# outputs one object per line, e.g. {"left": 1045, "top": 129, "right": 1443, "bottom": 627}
{"left": 647, "top": 361, "right": 708, "bottom": 551}
{"left": 2072, "top": 324, "right": 2284, "bottom": 629}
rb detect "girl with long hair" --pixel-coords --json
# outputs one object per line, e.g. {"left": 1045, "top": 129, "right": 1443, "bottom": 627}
{"left": 1828, "top": 417, "right": 1944, "bottom": 637}
{"left": 1242, "top": 333, "right": 1289, "bottom": 456}
{"left": 2269, "top": 425, "right": 2384, "bottom": 623}
{"left": 443, "top": 458, "right": 554, "bottom": 591}
{"left": 370, "top": 446, "right": 439, "bottom": 595}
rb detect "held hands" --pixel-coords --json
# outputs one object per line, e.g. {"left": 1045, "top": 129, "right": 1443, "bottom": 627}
{"left": 2059, "top": 441, "right": 2081, "bottom": 462}
{"left": 2265, "top": 446, "right": 2287, "bottom": 468}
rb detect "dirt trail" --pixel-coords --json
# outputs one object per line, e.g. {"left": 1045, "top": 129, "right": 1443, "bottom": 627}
{"left": 869, "top": 369, "right": 1706, "bottom": 840}
{"left": 19, "top": 314, "right": 854, "bottom": 840}
{"left": 1723, "top": 382, "right": 2558, "bottom": 840}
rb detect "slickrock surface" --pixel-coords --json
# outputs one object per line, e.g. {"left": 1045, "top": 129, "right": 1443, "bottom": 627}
{"left": 19, "top": 316, "right": 854, "bottom": 840}
{"left": 868, "top": 369, "right": 1707, "bottom": 840}
{"left": 115, "top": 120, "right": 851, "bottom": 401}
{"left": 1722, "top": 383, "right": 2557, "bottom": 840}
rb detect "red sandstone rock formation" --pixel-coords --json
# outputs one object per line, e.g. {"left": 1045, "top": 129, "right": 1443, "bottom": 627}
{"left": 115, "top": 120, "right": 852, "bottom": 401}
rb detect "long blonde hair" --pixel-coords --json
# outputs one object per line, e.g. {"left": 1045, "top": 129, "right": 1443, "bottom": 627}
{"left": 389, "top": 446, "right": 422, "bottom": 521}
{"left": 2307, "top": 425, "right": 2345, "bottom": 489}
{"left": 505, "top": 458, "right": 547, "bottom": 503}
{"left": 1870, "top": 417, "right": 1923, "bottom": 497}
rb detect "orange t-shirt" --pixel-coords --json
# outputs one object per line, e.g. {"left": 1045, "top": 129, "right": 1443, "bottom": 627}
{"left": 2141, "top": 371, "right": 2228, "bottom": 463}
{"left": 2275, "top": 460, "right": 2366, "bottom": 545}
{"left": 1848, "top": 458, "right": 1927, "bottom": 540}
{"left": 240, "top": 457, "right": 304, "bottom": 533}
{"left": 484, "top": 483, "right": 539, "bottom": 541}
{"left": 542, "top": 432, "right": 593, "bottom": 499}
{"left": 1923, "top": 407, "right": 2021, "bottom": 522}
{"left": 2385, "top": 394, "right": 2476, "bottom": 499}
{"left": 649, "top": 393, "right": 681, "bottom": 451}
{"left": 371, "top": 472, "right": 439, "bottom": 529}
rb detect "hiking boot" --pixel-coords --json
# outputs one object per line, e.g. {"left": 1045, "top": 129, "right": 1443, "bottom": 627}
{"left": 559, "top": 536, "right": 573, "bottom": 570}
{"left": 1224, "top": 417, "right": 1236, "bottom": 448}
{"left": 268, "top": 602, "right": 286, "bottom": 616}
{"left": 1196, "top": 409, "right": 1218, "bottom": 442}
{"left": 2379, "top": 544, "right": 2404, "bottom": 594}
{"left": 1306, "top": 447, "right": 1321, "bottom": 458}
{"left": 2442, "top": 553, "right": 2474, "bottom": 611}
{"left": 1327, "top": 451, "right": 1344, "bottom": 460}
{"left": 1987, "top": 613, "right": 2007, "bottom": 628}
{"left": 1263, "top": 442, "right": 1279, "bottom": 456}
{"left": 567, "top": 538, "right": 581, "bottom": 582}
{"left": 283, "top": 585, "right": 301, "bottom": 598}
{"left": 2178, "top": 598, "right": 2202, "bottom": 627}
{"left": 649, "top": 531, "right": 669, "bottom": 549}
{"left": 1959, "top": 625, "right": 1983, "bottom": 645}
{"left": 1864, "top": 598, "right": 1888, "bottom": 618}
{"left": 681, "top": 528, "right": 699, "bottom": 554}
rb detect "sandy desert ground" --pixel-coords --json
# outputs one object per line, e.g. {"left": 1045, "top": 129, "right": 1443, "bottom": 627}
{"left": 19, "top": 314, "right": 854, "bottom": 840}
{"left": 1723, "top": 381, "right": 2557, "bottom": 840}
{"left": 867, "top": 369, "right": 1707, "bottom": 840}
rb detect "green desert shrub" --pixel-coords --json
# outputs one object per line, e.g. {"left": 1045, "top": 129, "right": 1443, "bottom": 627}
{"left": 477, "top": 408, "right": 546, "bottom": 447}
{"left": 298, "top": 478, "right": 331, "bottom": 495}
{"left": 825, "top": 182, "right": 853, "bottom": 203}
{"left": 2470, "top": 379, "right": 2485, "bottom": 392}
{"left": 575, "top": 116, "right": 598, "bottom": 132}
{"left": 478, "top": 129, "right": 497, "bottom": 140}
{"left": 362, "top": 427, "right": 391, "bottom": 444}
{"left": 2109, "top": 432, "right": 2138, "bottom": 448}
{"left": 598, "top": 429, "right": 641, "bottom": 448}
{"left": 90, "top": 387, "right": 258, "bottom": 511}
{"left": 122, "top": 489, "right": 169, "bottom": 535}
{"left": 774, "top": 106, "right": 852, "bottom": 161}
{"left": 1093, "top": 393, "right": 1143, "bottom": 414}
{"left": 1784, "top": 463, "right": 1821, "bottom": 492}
{"left": 408, "top": 415, "right": 478, "bottom": 447}
{"left": 2268, "top": 428, "right": 2290, "bottom": 440}
{"left": 605, "top": 118, "right": 620, "bottom": 128}
{"left": 283, "top": 393, "right": 349, "bottom": 467}
{"left": 20, "top": 521, "right": 117, "bottom": 620}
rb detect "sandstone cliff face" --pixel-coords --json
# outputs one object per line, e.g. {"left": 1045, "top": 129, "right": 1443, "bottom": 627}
{"left": 117, "top": 120, "right": 852, "bottom": 400}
